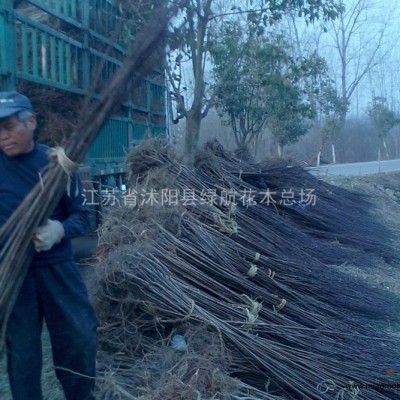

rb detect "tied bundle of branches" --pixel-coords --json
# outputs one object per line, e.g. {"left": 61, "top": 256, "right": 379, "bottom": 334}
{"left": 93, "top": 139, "right": 400, "bottom": 399}
{"left": 0, "top": 1, "right": 178, "bottom": 342}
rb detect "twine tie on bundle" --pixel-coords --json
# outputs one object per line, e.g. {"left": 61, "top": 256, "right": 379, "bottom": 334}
{"left": 49, "top": 146, "right": 79, "bottom": 197}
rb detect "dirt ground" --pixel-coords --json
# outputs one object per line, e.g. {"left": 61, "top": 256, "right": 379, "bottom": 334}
{"left": 1, "top": 171, "right": 400, "bottom": 399}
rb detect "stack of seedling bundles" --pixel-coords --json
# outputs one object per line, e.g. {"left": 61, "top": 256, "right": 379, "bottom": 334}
{"left": 94, "top": 140, "right": 400, "bottom": 400}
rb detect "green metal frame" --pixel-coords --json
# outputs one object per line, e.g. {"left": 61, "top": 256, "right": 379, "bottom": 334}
{"left": 0, "top": 0, "right": 17, "bottom": 89}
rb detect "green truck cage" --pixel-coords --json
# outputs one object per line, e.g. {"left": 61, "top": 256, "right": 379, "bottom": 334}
{"left": 0, "top": 0, "right": 168, "bottom": 185}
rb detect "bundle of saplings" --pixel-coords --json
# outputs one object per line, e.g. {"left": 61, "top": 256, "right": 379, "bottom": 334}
{"left": 93, "top": 139, "right": 400, "bottom": 400}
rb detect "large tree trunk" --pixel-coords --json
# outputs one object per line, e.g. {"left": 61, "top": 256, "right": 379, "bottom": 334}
{"left": 169, "top": 0, "right": 211, "bottom": 170}
{"left": 252, "top": 133, "right": 261, "bottom": 159}
{"left": 316, "top": 150, "right": 321, "bottom": 167}
{"left": 277, "top": 143, "right": 283, "bottom": 158}
{"left": 331, "top": 143, "right": 336, "bottom": 164}
{"left": 383, "top": 137, "right": 390, "bottom": 159}
{"left": 183, "top": 109, "right": 202, "bottom": 169}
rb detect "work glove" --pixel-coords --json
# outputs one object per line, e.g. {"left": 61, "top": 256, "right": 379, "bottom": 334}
{"left": 33, "top": 219, "right": 65, "bottom": 252}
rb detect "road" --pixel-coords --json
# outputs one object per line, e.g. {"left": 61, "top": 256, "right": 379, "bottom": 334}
{"left": 307, "top": 159, "right": 400, "bottom": 176}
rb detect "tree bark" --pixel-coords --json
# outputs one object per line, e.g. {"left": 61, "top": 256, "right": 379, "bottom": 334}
{"left": 331, "top": 143, "right": 336, "bottom": 164}
{"left": 183, "top": 109, "right": 202, "bottom": 169}
{"left": 277, "top": 143, "right": 283, "bottom": 158}
{"left": 383, "top": 137, "right": 390, "bottom": 159}
{"left": 317, "top": 150, "right": 321, "bottom": 167}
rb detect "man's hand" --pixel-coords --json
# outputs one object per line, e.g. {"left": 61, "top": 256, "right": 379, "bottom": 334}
{"left": 33, "top": 219, "right": 65, "bottom": 252}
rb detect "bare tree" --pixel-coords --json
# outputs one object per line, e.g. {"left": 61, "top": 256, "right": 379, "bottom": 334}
{"left": 287, "top": 0, "right": 397, "bottom": 163}
{"left": 286, "top": 15, "right": 345, "bottom": 165}
{"left": 328, "top": 0, "right": 394, "bottom": 128}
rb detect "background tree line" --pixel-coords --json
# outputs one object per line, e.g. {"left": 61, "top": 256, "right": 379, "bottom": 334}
{"left": 119, "top": 0, "right": 400, "bottom": 167}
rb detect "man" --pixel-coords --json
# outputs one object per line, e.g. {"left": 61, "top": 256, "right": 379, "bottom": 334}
{"left": 0, "top": 91, "right": 97, "bottom": 400}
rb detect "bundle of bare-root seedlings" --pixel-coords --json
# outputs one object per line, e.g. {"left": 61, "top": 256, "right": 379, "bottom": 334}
{"left": 93, "top": 139, "right": 400, "bottom": 400}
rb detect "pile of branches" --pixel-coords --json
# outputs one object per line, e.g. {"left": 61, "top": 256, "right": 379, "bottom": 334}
{"left": 93, "top": 139, "right": 400, "bottom": 399}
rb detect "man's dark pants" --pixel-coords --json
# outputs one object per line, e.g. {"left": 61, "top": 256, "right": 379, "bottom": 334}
{"left": 6, "top": 261, "right": 98, "bottom": 400}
